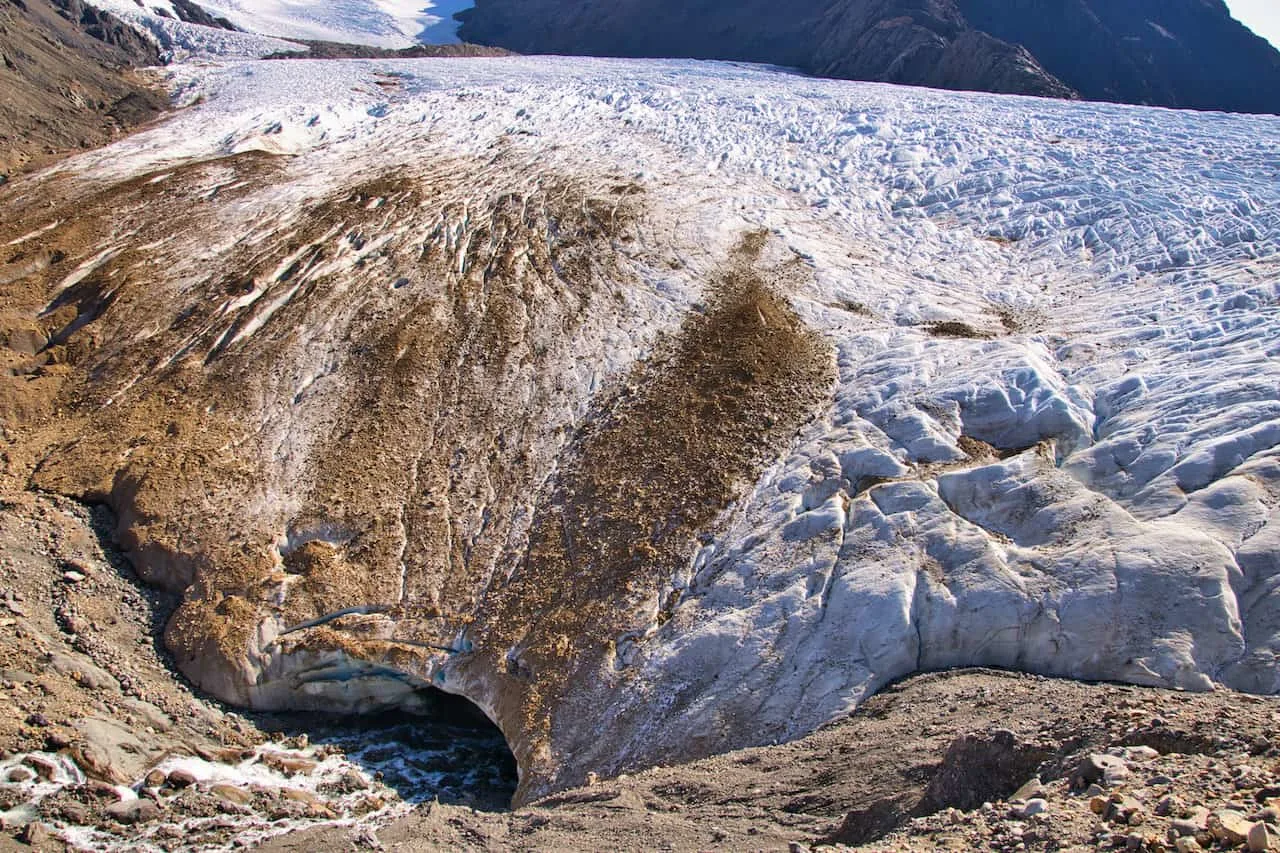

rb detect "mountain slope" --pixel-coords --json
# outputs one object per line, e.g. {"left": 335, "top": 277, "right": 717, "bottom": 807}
{"left": 2, "top": 56, "right": 1277, "bottom": 809}
{"left": 0, "top": 0, "right": 164, "bottom": 175}
{"left": 957, "top": 0, "right": 1280, "bottom": 114}
{"left": 456, "top": 0, "right": 1280, "bottom": 112}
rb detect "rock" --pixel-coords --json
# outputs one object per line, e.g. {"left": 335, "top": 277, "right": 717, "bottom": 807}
{"left": 261, "top": 753, "right": 318, "bottom": 776}
{"left": 165, "top": 769, "right": 197, "bottom": 789}
{"left": 1175, "top": 839, "right": 1204, "bottom": 853}
{"left": 143, "top": 769, "right": 166, "bottom": 788}
{"left": 61, "top": 570, "right": 86, "bottom": 583}
{"left": 23, "top": 755, "right": 57, "bottom": 781}
{"left": 1011, "top": 798, "right": 1048, "bottom": 819}
{"left": 5, "top": 766, "right": 34, "bottom": 783}
{"left": 122, "top": 699, "right": 172, "bottom": 733}
{"left": 19, "top": 822, "right": 51, "bottom": 845}
{"left": 1011, "top": 777, "right": 1045, "bottom": 802}
{"left": 1078, "top": 754, "right": 1129, "bottom": 787}
{"left": 210, "top": 784, "right": 253, "bottom": 806}
{"left": 1126, "top": 746, "right": 1160, "bottom": 762}
{"left": 1249, "top": 822, "right": 1271, "bottom": 853}
{"left": 1107, "top": 795, "right": 1144, "bottom": 826}
{"left": 104, "top": 798, "right": 160, "bottom": 824}
{"left": 71, "top": 717, "right": 161, "bottom": 783}
{"left": 1211, "top": 810, "right": 1255, "bottom": 846}
{"left": 24, "top": 713, "right": 49, "bottom": 728}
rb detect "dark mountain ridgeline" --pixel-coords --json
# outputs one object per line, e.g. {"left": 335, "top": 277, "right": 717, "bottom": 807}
{"left": 456, "top": 0, "right": 1280, "bottom": 113}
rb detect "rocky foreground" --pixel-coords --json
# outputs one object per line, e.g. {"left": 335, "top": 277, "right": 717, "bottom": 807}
{"left": 0, "top": 492, "right": 1277, "bottom": 853}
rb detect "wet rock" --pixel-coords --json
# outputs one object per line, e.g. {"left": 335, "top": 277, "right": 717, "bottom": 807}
{"left": 23, "top": 755, "right": 57, "bottom": 781}
{"left": 104, "top": 798, "right": 160, "bottom": 824}
{"left": 165, "top": 769, "right": 196, "bottom": 789}
{"left": 210, "top": 784, "right": 252, "bottom": 806}
{"left": 143, "top": 769, "right": 166, "bottom": 788}
{"left": 261, "top": 753, "right": 317, "bottom": 776}
{"left": 19, "top": 822, "right": 52, "bottom": 846}
{"left": 5, "top": 766, "right": 34, "bottom": 783}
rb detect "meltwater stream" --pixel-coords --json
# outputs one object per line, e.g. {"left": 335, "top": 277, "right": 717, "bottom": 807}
{"left": 295, "top": 693, "right": 518, "bottom": 812}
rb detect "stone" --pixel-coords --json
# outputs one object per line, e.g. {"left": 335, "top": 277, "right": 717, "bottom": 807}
{"left": 165, "top": 769, "right": 197, "bottom": 789}
{"left": 23, "top": 755, "right": 57, "bottom": 781}
{"left": 1012, "top": 798, "right": 1048, "bottom": 820}
{"left": 211, "top": 784, "right": 253, "bottom": 806}
{"left": 1211, "top": 810, "right": 1255, "bottom": 846}
{"left": 261, "top": 753, "right": 318, "bottom": 776}
{"left": 1011, "top": 777, "right": 1045, "bottom": 802}
{"left": 20, "top": 822, "right": 52, "bottom": 845}
{"left": 1078, "top": 754, "right": 1129, "bottom": 787}
{"left": 104, "top": 798, "right": 161, "bottom": 824}
{"left": 1249, "top": 822, "right": 1271, "bottom": 853}
{"left": 143, "top": 769, "right": 166, "bottom": 788}
{"left": 5, "top": 766, "right": 34, "bottom": 783}
{"left": 1175, "top": 839, "right": 1204, "bottom": 853}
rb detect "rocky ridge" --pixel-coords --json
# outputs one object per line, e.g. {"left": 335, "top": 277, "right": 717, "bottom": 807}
{"left": 0, "top": 0, "right": 165, "bottom": 175}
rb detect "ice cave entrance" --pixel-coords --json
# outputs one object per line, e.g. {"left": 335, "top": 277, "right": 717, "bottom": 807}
{"left": 280, "top": 688, "right": 517, "bottom": 810}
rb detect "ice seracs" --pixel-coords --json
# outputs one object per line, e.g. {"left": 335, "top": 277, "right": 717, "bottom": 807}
{"left": 2, "top": 56, "right": 1277, "bottom": 804}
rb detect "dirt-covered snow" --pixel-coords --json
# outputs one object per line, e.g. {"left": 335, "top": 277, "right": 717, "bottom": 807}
{"left": 3, "top": 53, "right": 1279, "bottom": 816}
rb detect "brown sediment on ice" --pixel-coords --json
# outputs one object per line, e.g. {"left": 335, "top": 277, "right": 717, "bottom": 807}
{"left": 456, "top": 231, "right": 837, "bottom": 800}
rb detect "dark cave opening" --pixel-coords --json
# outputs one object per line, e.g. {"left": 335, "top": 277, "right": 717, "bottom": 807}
{"left": 260, "top": 688, "right": 518, "bottom": 812}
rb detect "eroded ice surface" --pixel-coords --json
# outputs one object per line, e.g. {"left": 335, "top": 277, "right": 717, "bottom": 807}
{"left": 22, "top": 55, "right": 1280, "bottom": 797}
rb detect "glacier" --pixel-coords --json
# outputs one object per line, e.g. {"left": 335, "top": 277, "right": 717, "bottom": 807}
{"left": 3, "top": 55, "right": 1278, "bottom": 804}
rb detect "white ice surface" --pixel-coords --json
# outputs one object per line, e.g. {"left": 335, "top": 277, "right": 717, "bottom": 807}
{"left": 85, "top": 0, "right": 305, "bottom": 59}
{"left": 198, "top": 0, "right": 474, "bottom": 46}
{"left": 44, "top": 55, "right": 1280, "bottom": 782}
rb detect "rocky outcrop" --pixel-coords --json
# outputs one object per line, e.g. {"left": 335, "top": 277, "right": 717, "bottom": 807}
{"left": 0, "top": 0, "right": 164, "bottom": 174}
{"left": 457, "top": 0, "right": 1280, "bottom": 112}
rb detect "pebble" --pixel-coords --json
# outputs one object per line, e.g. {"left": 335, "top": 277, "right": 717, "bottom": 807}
{"left": 1248, "top": 822, "right": 1271, "bottom": 853}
